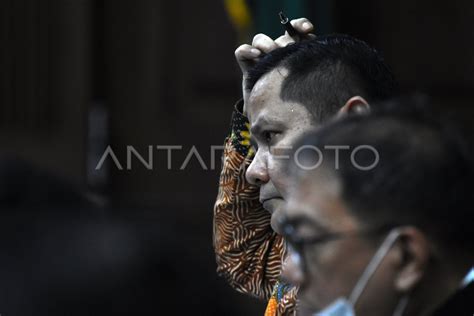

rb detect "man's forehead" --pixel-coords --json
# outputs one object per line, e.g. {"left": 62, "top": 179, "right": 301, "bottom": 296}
{"left": 284, "top": 171, "right": 352, "bottom": 230}
{"left": 286, "top": 169, "right": 341, "bottom": 213}
{"left": 248, "top": 67, "right": 290, "bottom": 114}
{"left": 251, "top": 67, "right": 290, "bottom": 95}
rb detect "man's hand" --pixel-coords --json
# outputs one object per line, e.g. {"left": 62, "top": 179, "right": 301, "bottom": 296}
{"left": 234, "top": 18, "right": 315, "bottom": 113}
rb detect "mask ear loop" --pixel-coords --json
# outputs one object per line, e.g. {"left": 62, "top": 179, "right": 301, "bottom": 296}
{"left": 392, "top": 295, "right": 410, "bottom": 316}
{"left": 348, "top": 229, "right": 402, "bottom": 306}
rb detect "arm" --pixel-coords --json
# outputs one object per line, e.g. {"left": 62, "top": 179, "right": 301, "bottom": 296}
{"left": 213, "top": 101, "right": 285, "bottom": 299}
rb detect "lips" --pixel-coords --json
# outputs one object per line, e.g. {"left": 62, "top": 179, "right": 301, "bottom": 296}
{"left": 260, "top": 197, "right": 279, "bottom": 205}
{"left": 261, "top": 197, "right": 283, "bottom": 214}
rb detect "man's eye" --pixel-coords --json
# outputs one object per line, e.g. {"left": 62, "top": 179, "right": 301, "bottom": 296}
{"left": 263, "top": 131, "right": 278, "bottom": 143}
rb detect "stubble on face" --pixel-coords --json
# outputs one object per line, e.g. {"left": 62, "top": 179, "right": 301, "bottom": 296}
{"left": 246, "top": 68, "right": 317, "bottom": 218}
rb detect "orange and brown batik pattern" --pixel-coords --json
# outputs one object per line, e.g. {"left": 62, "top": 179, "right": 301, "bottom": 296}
{"left": 213, "top": 103, "right": 297, "bottom": 315}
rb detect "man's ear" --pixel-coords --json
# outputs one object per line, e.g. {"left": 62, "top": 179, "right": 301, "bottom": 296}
{"left": 393, "top": 227, "right": 431, "bottom": 293}
{"left": 337, "top": 96, "right": 370, "bottom": 117}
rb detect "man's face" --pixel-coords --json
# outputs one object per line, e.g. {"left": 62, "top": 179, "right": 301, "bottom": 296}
{"left": 246, "top": 67, "right": 315, "bottom": 230}
{"left": 278, "top": 168, "right": 399, "bottom": 315}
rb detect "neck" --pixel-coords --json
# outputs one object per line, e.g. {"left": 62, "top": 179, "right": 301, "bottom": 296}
{"left": 403, "top": 263, "right": 467, "bottom": 316}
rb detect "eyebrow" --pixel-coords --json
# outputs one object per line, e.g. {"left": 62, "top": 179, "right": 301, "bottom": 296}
{"left": 249, "top": 118, "right": 267, "bottom": 136}
{"left": 249, "top": 118, "right": 268, "bottom": 147}
{"left": 250, "top": 116, "right": 285, "bottom": 135}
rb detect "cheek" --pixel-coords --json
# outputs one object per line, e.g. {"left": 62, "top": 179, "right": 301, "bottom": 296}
{"left": 266, "top": 134, "right": 300, "bottom": 193}
{"left": 356, "top": 252, "right": 400, "bottom": 315}
{"left": 268, "top": 128, "right": 312, "bottom": 172}
{"left": 267, "top": 156, "right": 290, "bottom": 195}
{"left": 301, "top": 241, "right": 374, "bottom": 309}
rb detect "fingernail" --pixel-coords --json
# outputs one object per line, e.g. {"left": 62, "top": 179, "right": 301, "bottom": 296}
{"left": 251, "top": 48, "right": 261, "bottom": 56}
{"left": 302, "top": 22, "right": 312, "bottom": 31}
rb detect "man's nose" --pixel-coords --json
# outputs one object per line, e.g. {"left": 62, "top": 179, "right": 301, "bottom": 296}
{"left": 246, "top": 153, "right": 270, "bottom": 185}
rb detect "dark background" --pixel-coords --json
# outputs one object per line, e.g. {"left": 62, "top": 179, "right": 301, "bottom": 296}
{"left": 0, "top": 0, "right": 473, "bottom": 315}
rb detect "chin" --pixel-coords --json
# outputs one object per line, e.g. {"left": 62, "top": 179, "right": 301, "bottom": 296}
{"left": 298, "top": 294, "right": 327, "bottom": 315}
{"left": 296, "top": 300, "right": 318, "bottom": 316}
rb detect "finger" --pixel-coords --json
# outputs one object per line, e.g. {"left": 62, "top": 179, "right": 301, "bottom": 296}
{"left": 252, "top": 33, "right": 279, "bottom": 53}
{"left": 235, "top": 44, "right": 262, "bottom": 61}
{"left": 290, "top": 18, "right": 314, "bottom": 34}
{"left": 274, "top": 35, "right": 295, "bottom": 47}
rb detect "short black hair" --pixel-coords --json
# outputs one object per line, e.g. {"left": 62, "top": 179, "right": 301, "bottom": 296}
{"left": 291, "top": 95, "right": 474, "bottom": 249}
{"left": 246, "top": 34, "right": 397, "bottom": 122}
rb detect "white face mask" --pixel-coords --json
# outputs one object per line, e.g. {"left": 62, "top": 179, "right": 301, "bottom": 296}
{"left": 312, "top": 229, "right": 409, "bottom": 316}
{"left": 461, "top": 268, "right": 474, "bottom": 288}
